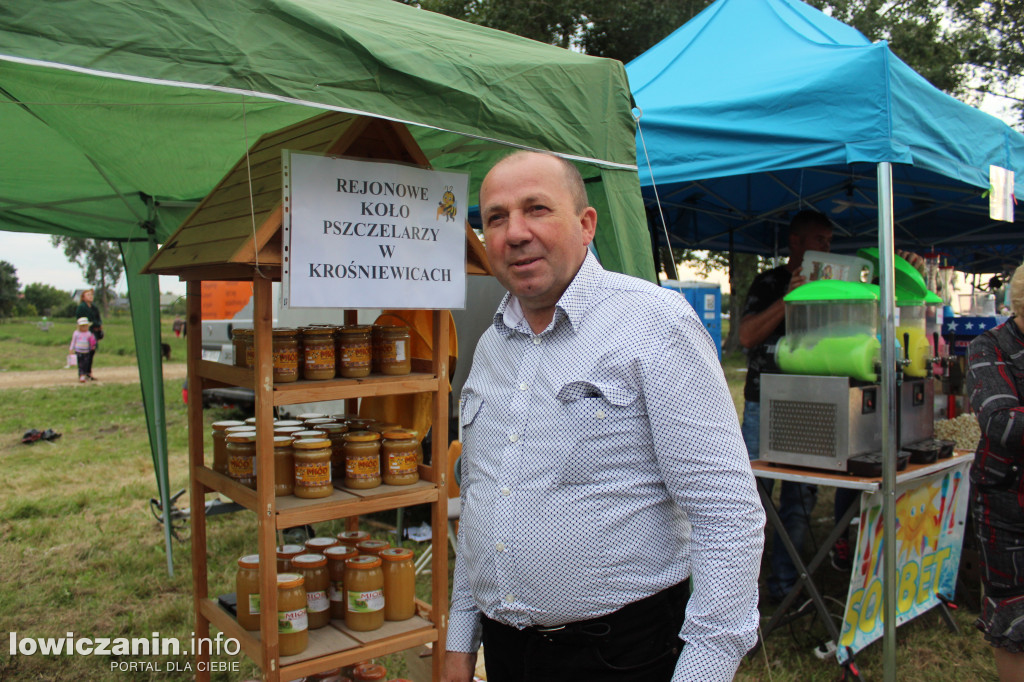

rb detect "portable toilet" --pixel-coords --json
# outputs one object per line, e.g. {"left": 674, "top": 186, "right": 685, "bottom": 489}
{"left": 661, "top": 280, "right": 723, "bottom": 358}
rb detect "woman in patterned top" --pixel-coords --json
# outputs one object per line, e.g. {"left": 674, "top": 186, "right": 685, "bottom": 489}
{"left": 967, "top": 262, "right": 1024, "bottom": 681}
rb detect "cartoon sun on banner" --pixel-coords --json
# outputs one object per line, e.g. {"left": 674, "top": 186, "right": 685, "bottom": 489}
{"left": 837, "top": 461, "right": 971, "bottom": 663}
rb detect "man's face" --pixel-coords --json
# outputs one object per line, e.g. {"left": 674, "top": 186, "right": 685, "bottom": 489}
{"left": 479, "top": 154, "right": 596, "bottom": 317}
{"left": 793, "top": 224, "right": 832, "bottom": 257}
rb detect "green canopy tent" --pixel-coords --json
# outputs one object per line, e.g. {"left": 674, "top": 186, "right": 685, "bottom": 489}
{"left": 0, "top": 0, "right": 653, "bottom": 574}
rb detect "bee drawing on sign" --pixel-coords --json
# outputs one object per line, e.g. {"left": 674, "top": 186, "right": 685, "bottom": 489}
{"left": 437, "top": 185, "right": 457, "bottom": 221}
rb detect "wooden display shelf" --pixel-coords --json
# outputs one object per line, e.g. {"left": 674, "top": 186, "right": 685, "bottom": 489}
{"left": 196, "top": 358, "right": 440, "bottom": 404}
{"left": 195, "top": 467, "right": 439, "bottom": 528}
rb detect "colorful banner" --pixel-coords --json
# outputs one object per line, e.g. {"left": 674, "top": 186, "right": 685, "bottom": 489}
{"left": 837, "top": 460, "right": 970, "bottom": 662}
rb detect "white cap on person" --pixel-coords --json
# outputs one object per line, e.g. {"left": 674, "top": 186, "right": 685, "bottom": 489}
{"left": 77, "top": 317, "right": 90, "bottom": 325}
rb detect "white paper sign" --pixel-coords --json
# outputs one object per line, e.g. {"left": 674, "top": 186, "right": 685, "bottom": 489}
{"left": 989, "top": 164, "right": 1015, "bottom": 222}
{"left": 282, "top": 152, "right": 468, "bottom": 309}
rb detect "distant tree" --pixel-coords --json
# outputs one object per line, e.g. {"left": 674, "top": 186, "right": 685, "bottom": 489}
{"left": 0, "top": 260, "right": 19, "bottom": 320}
{"left": 49, "top": 237, "right": 123, "bottom": 313}
{"left": 23, "top": 282, "right": 71, "bottom": 317}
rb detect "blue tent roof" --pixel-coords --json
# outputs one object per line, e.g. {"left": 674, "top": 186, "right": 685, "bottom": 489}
{"left": 627, "top": 0, "right": 1024, "bottom": 273}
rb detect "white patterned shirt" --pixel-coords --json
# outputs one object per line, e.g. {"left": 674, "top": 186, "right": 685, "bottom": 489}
{"left": 448, "top": 253, "right": 765, "bottom": 682}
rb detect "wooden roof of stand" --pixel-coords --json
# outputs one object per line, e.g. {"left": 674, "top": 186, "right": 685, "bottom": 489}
{"left": 143, "top": 111, "right": 491, "bottom": 281}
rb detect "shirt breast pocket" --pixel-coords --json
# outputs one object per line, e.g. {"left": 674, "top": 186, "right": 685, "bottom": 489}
{"left": 555, "top": 380, "right": 645, "bottom": 485}
{"left": 459, "top": 392, "right": 484, "bottom": 485}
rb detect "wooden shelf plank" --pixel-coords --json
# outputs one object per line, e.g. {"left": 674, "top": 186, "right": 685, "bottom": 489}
{"left": 276, "top": 481, "right": 438, "bottom": 528}
{"left": 197, "top": 359, "right": 254, "bottom": 390}
{"left": 200, "top": 599, "right": 263, "bottom": 664}
{"left": 271, "top": 372, "right": 439, "bottom": 405}
{"left": 281, "top": 620, "right": 436, "bottom": 679}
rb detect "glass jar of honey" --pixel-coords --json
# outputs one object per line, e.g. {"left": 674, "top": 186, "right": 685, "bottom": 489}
{"left": 337, "top": 325, "right": 372, "bottom": 378}
{"left": 231, "top": 328, "right": 251, "bottom": 368}
{"left": 276, "top": 573, "right": 309, "bottom": 656}
{"left": 276, "top": 544, "right": 305, "bottom": 574}
{"left": 344, "top": 416, "right": 377, "bottom": 432}
{"left": 356, "top": 539, "right": 391, "bottom": 557}
{"left": 380, "top": 547, "right": 416, "bottom": 621}
{"left": 378, "top": 325, "right": 412, "bottom": 375}
{"left": 226, "top": 432, "right": 257, "bottom": 489}
{"left": 302, "top": 327, "right": 336, "bottom": 380}
{"left": 381, "top": 429, "right": 421, "bottom": 486}
{"left": 211, "top": 420, "right": 246, "bottom": 474}
{"left": 292, "top": 554, "right": 330, "bottom": 630}
{"left": 352, "top": 663, "right": 388, "bottom": 681}
{"left": 324, "top": 545, "right": 357, "bottom": 619}
{"left": 343, "top": 431, "right": 382, "bottom": 490}
{"left": 272, "top": 328, "right": 300, "bottom": 383}
{"left": 337, "top": 530, "right": 370, "bottom": 550}
{"left": 293, "top": 438, "right": 333, "bottom": 499}
{"left": 314, "top": 422, "right": 350, "bottom": 481}
{"left": 273, "top": 436, "right": 295, "bottom": 497}
{"left": 344, "top": 556, "right": 385, "bottom": 632}
{"left": 235, "top": 554, "right": 261, "bottom": 631}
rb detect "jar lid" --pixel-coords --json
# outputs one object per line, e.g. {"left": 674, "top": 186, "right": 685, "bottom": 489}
{"left": 291, "top": 430, "right": 325, "bottom": 439}
{"left": 276, "top": 544, "right": 304, "bottom": 558}
{"left": 331, "top": 413, "right": 361, "bottom": 422}
{"left": 314, "top": 423, "right": 349, "bottom": 435}
{"left": 323, "top": 545, "right": 358, "bottom": 559}
{"left": 237, "top": 553, "right": 260, "bottom": 568}
{"left": 343, "top": 430, "right": 381, "bottom": 443}
{"left": 305, "top": 537, "right": 339, "bottom": 550}
{"left": 277, "top": 572, "right": 304, "bottom": 589}
{"left": 369, "top": 422, "right": 403, "bottom": 434}
{"left": 302, "top": 327, "right": 334, "bottom": 337}
{"left": 225, "top": 433, "right": 257, "bottom": 443}
{"left": 345, "top": 555, "right": 382, "bottom": 569}
{"left": 295, "top": 413, "right": 327, "bottom": 420}
{"left": 356, "top": 540, "right": 390, "bottom": 553}
{"left": 212, "top": 420, "right": 246, "bottom": 431}
{"left": 382, "top": 428, "right": 417, "bottom": 441}
{"left": 351, "top": 662, "right": 387, "bottom": 679}
{"left": 337, "top": 530, "right": 370, "bottom": 542}
{"left": 273, "top": 426, "right": 304, "bottom": 436}
{"left": 272, "top": 327, "right": 298, "bottom": 336}
{"left": 304, "top": 418, "right": 336, "bottom": 426}
{"left": 292, "top": 437, "right": 331, "bottom": 450}
{"left": 340, "top": 325, "right": 371, "bottom": 334}
{"left": 223, "top": 424, "right": 256, "bottom": 433}
{"left": 274, "top": 420, "right": 304, "bottom": 428}
{"left": 272, "top": 436, "right": 294, "bottom": 446}
{"left": 292, "top": 553, "right": 327, "bottom": 568}
{"left": 380, "top": 547, "right": 414, "bottom": 561}
{"left": 233, "top": 328, "right": 253, "bottom": 337}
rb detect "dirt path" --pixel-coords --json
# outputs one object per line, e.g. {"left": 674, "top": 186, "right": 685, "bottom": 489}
{"left": 0, "top": 362, "right": 188, "bottom": 390}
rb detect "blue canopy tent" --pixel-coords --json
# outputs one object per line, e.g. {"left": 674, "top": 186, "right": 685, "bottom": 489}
{"left": 627, "top": 0, "right": 1024, "bottom": 677}
{"left": 627, "top": 0, "right": 1024, "bottom": 274}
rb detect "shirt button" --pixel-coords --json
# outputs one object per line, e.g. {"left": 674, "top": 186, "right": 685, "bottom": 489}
{"left": 500, "top": 486, "right": 511, "bottom": 496}
{"left": 509, "top": 433, "right": 519, "bottom": 442}
{"left": 519, "top": 382, "right": 528, "bottom": 391}
{"left": 496, "top": 542, "right": 506, "bottom": 552}
{"left": 595, "top": 410, "right": 606, "bottom": 419}
{"left": 532, "top": 337, "right": 541, "bottom": 345}
{"left": 504, "top": 594, "right": 515, "bottom": 603}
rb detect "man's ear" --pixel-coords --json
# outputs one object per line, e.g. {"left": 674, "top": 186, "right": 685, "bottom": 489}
{"left": 580, "top": 206, "right": 597, "bottom": 247}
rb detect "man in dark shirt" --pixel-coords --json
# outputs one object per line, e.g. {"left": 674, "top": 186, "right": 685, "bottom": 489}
{"left": 739, "top": 209, "right": 832, "bottom": 601}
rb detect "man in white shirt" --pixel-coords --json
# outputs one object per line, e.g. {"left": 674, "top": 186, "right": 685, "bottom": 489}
{"left": 443, "top": 151, "right": 764, "bottom": 682}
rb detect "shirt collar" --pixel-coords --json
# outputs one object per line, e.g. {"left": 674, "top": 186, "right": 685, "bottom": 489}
{"left": 493, "top": 251, "right": 603, "bottom": 336}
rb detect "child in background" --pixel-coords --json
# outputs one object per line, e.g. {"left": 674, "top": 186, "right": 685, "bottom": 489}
{"left": 70, "top": 317, "right": 96, "bottom": 383}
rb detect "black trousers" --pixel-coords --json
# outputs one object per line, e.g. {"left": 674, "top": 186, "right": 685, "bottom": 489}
{"left": 76, "top": 351, "right": 93, "bottom": 378}
{"left": 481, "top": 581, "right": 689, "bottom": 682}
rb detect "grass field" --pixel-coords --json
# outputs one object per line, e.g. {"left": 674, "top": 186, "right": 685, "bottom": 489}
{"left": 0, "top": 315, "right": 998, "bottom": 681}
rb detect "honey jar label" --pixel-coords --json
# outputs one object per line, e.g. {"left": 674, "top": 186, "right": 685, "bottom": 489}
{"left": 387, "top": 452, "right": 418, "bottom": 476}
{"left": 248, "top": 594, "right": 261, "bottom": 615}
{"left": 380, "top": 340, "right": 407, "bottom": 362}
{"left": 304, "top": 346, "right": 335, "bottom": 369}
{"left": 278, "top": 607, "right": 308, "bottom": 634}
{"left": 341, "top": 346, "right": 370, "bottom": 366}
{"left": 228, "top": 454, "right": 254, "bottom": 477}
{"left": 295, "top": 461, "right": 331, "bottom": 487}
{"left": 307, "top": 590, "right": 329, "bottom": 613}
{"left": 329, "top": 580, "right": 345, "bottom": 602}
{"left": 346, "top": 454, "right": 379, "bottom": 479}
{"left": 348, "top": 588, "right": 385, "bottom": 613}
{"left": 274, "top": 348, "right": 298, "bottom": 366}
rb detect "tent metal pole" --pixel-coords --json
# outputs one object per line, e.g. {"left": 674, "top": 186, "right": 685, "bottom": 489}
{"left": 877, "top": 161, "right": 898, "bottom": 680}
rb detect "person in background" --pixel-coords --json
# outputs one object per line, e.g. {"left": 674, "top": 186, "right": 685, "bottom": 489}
{"left": 443, "top": 151, "right": 764, "bottom": 682}
{"left": 738, "top": 209, "right": 840, "bottom": 600}
{"left": 967, "top": 262, "right": 1024, "bottom": 681}
{"left": 69, "top": 317, "right": 96, "bottom": 383}
{"left": 75, "top": 288, "right": 102, "bottom": 378}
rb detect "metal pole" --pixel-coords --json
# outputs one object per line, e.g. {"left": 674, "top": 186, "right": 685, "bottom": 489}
{"left": 877, "top": 162, "right": 898, "bottom": 680}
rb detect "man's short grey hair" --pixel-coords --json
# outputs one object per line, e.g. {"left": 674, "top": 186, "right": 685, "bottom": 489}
{"left": 494, "top": 150, "right": 589, "bottom": 213}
